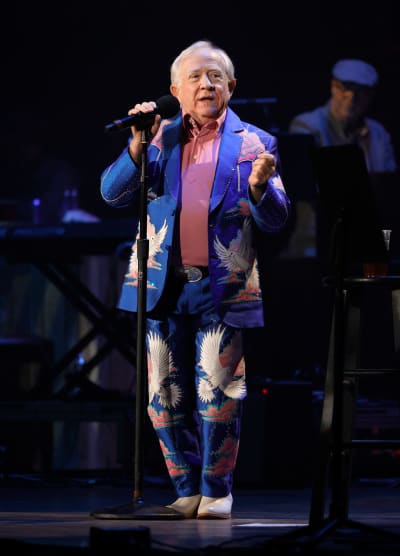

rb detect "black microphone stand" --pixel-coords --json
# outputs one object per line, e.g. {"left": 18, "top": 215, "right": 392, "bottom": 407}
{"left": 91, "top": 125, "right": 183, "bottom": 520}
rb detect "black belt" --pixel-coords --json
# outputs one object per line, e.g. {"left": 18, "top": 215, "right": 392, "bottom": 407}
{"left": 173, "top": 265, "right": 209, "bottom": 282}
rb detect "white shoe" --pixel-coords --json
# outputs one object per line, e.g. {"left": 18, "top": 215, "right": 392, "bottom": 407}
{"left": 166, "top": 494, "right": 201, "bottom": 518}
{"left": 197, "top": 493, "right": 233, "bottom": 519}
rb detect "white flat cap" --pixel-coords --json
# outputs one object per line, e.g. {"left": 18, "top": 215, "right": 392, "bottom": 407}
{"left": 332, "top": 59, "right": 379, "bottom": 87}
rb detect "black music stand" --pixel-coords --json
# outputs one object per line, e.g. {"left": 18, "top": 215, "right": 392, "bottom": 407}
{"left": 91, "top": 127, "right": 182, "bottom": 520}
{"left": 267, "top": 145, "right": 400, "bottom": 551}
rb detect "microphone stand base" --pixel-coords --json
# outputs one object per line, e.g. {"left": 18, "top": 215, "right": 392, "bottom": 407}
{"left": 90, "top": 500, "right": 184, "bottom": 520}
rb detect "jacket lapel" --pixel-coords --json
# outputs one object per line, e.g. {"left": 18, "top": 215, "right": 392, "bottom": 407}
{"left": 163, "top": 116, "right": 182, "bottom": 201}
{"left": 209, "top": 109, "right": 244, "bottom": 212}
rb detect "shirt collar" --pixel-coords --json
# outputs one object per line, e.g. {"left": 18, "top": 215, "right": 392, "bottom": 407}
{"left": 182, "top": 109, "right": 226, "bottom": 138}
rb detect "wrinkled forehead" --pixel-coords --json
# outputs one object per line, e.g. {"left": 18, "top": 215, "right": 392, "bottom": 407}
{"left": 180, "top": 48, "right": 225, "bottom": 74}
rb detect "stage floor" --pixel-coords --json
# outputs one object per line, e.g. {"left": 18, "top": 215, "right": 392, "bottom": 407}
{"left": 0, "top": 473, "right": 399, "bottom": 554}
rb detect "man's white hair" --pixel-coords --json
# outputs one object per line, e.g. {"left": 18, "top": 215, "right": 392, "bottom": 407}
{"left": 170, "top": 40, "right": 236, "bottom": 85}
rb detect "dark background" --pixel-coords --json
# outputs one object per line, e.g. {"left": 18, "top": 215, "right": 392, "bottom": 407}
{"left": 2, "top": 1, "right": 400, "bottom": 217}
{"left": 3, "top": 0, "right": 399, "bottom": 378}
{"left": 1, "top": 2, "right": 399, "bottom": 475}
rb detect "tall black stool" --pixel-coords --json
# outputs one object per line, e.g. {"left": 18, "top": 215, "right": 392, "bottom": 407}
{"left": 309, "top": 276, "right": 400, "bottom": 524}
{"left": 268, "top": 275, "right": 400, "bottom": 552}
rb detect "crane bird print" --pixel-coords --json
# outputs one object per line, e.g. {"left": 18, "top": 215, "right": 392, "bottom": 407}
{"left": 147, "top": 330, "right": 183, "bottom": 408}
{"left": 197, "top": 325, "right": 246, "bottom": 403}
{"left": 126, "top": 216, "right": 168, "bottom": 283}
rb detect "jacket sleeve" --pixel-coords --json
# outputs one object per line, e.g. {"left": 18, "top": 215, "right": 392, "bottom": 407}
{"left": 248, "top": 134, "right": 291, "bottom": 233}
{"left": 100, "top": 147, "right": 142, "bottom": 208}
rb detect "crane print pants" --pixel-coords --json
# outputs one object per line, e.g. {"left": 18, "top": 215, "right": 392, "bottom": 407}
{"left": 146, "top": 274, "right": 247, "bottom": 498}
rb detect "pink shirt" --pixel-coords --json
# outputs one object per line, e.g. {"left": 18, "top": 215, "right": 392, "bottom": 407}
{"left": 179, "top": 112, "right": 225, "bottom": 266}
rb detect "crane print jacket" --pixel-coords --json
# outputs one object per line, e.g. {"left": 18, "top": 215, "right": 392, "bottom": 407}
{"left": 100, "top": 107, "right": 290, "bottom": 328}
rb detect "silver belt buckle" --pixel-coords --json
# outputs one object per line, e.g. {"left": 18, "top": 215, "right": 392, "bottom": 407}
{"left": 183, "top": 265, "right": 203, "bottom": 282}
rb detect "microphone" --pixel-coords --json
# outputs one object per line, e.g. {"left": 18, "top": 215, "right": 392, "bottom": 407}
{"left": 104, "top": 95, "right": 180, "bottom": 133}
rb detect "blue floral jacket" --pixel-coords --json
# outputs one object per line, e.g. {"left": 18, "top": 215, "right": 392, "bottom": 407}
{"left": 100, "top": 108, "right": 290, "bottom": 327}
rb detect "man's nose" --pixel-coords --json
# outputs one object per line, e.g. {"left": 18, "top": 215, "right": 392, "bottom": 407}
{"left": 200, "top": 73, "right": 214, "bottom": 88}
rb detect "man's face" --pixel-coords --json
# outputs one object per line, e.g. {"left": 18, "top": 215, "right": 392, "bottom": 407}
{"left": 331, "top": 78, "right": 375, "bottom": 125}
{"left": 170, "top": 47, "right": 236, "bottom": 127}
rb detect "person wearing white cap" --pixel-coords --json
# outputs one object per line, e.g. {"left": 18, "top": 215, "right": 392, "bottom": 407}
{"left": 283, "top": 59, "right": 397, "bottom": 260}
{"left": 289, "top": 58, "right": 397, "bottom": 173}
